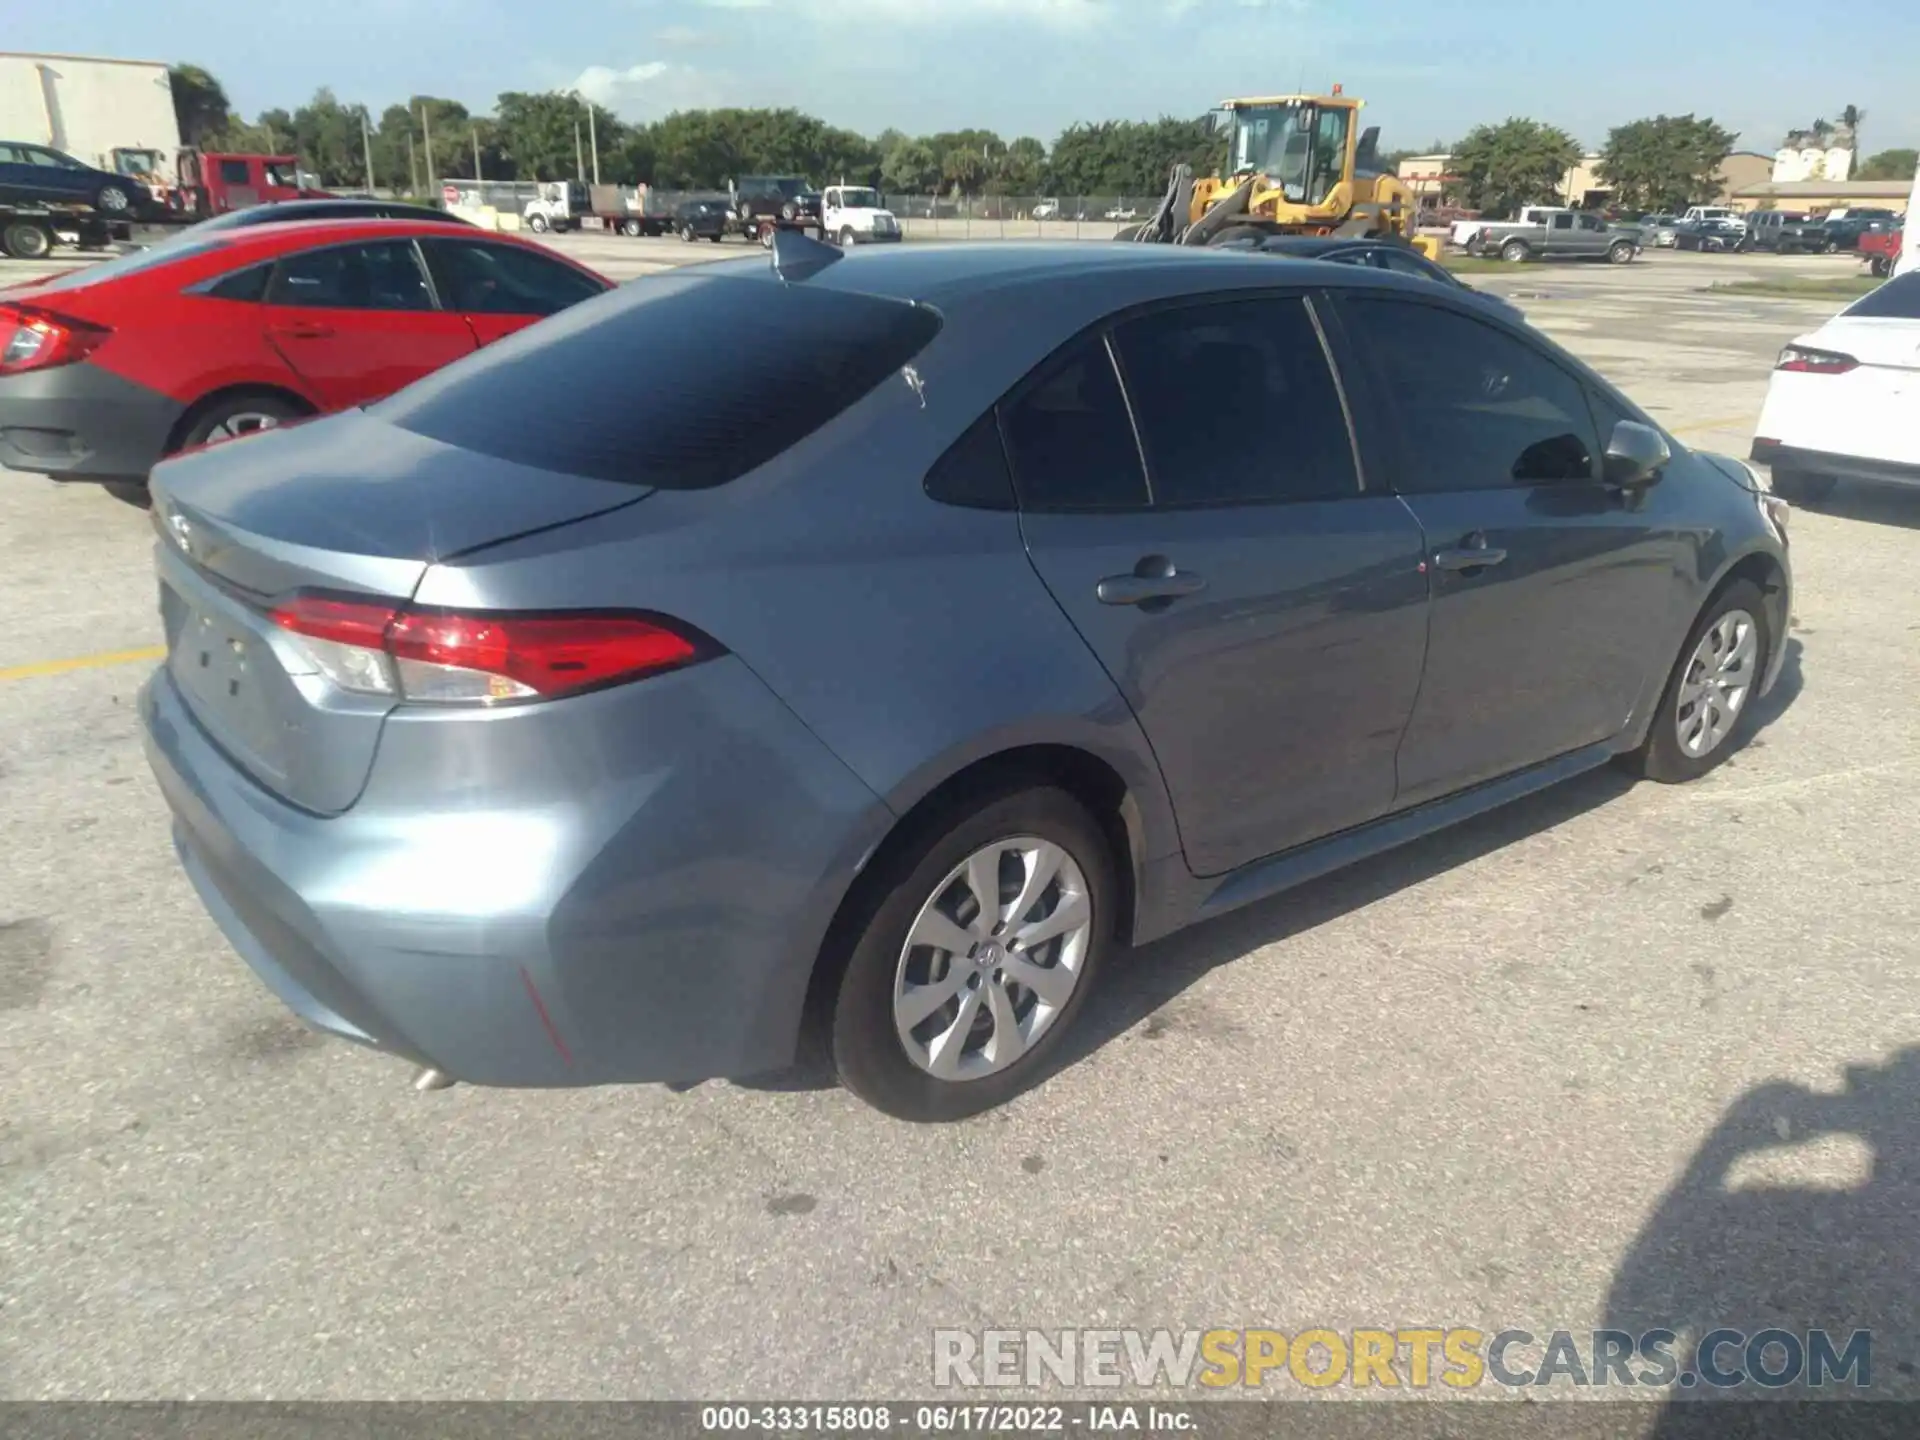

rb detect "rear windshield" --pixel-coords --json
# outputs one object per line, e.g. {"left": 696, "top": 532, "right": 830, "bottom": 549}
{"left": 25, "top": 239, "right": 228, "bottom": 293}
{"left": 1844, "top": 272, "right": 1920, "bottom": 320}
{"left": 376, "top": 271, "right": 942, "bottom": 487}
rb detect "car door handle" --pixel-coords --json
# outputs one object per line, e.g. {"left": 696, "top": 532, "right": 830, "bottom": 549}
{"left": 269, "top": 321, "right": 334, "bottom": 340}
{"left": 1096, "top": 562, "right": 1207, "bottom": 607}
{"left": 1433, "top": 540, "right": 1508, "bottom": 572}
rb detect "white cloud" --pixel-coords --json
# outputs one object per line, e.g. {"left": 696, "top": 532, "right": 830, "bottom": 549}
{"left": 653, "top": 24, "right": 711, "bottom": 44}
{"left": 698, "top": 0, "right": 1103, "bottom": 26}
{"left": 572, "top": 61, "right": 731, "bottom": 117}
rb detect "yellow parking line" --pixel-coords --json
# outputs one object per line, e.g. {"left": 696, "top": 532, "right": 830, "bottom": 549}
{"left": 0, "top": 645, "right": 166, "bottom": 682}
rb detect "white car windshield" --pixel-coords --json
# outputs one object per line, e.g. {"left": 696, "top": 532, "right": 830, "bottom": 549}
{"left": 836, "top": 188, "right": 880, "bottom": 208}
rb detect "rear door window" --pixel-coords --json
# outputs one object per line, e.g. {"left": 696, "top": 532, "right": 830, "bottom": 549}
{"left": 267, "top": 240, "right": 435, "bottom": 311}
{"left": 420, "top": 238, "right": 607, "bottom": 316}
{"left": 377, "top": 271, "right": 942, "bottom": 488}
{"left": 1111, "top": 295, "right": 1357, "bottom": 506}
{"left": 999, "top": 332, "right": 1150, "bottom": 511}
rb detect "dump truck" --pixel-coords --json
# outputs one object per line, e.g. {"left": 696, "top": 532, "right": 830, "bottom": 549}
{"left": 1123, "top": 87, "right": 1436, "bottom": 257}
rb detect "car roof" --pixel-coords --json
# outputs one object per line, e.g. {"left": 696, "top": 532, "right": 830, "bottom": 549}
{"left": 705, "top": 239, "right": 1425, "bottom": 306}
{"left": 199, "top": 217, "right": 536, "bottom": 256}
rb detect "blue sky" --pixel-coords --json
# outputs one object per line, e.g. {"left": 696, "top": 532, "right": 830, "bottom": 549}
{"left": 18, "top": 0, "right": 1920, "bottom": 157}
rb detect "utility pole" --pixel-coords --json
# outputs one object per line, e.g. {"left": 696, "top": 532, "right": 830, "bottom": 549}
{"left": 361, "top": 115, "right": 377, "bottom": 197}
{"left": 472, "top": 125, "right": 483, "bottom": 183}
{"left": 419, "top": 104, "right": 437, "bottom": 196}
{"left": 586, "top": 102, "right": 600, "bottom": 186}
{"left": 574, "top": 119, "right": 584, "bottom": 183}
{"left": 407, "top": 133, "right": 418, "bottom": 194}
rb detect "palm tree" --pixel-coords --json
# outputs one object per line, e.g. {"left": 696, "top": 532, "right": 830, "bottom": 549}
{"left": 1838, "top": 104, "right": 1865, "bottom": 156}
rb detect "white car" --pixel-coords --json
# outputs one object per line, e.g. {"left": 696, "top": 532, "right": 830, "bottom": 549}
{"left": 820, "top": 185, "right": 902, "bottom": 247}
{"left": 1031, "top": 199, "right": 1061, "bottom": 221}
{"left": 1752, "top": 271, "right": 1920, "bottom": 501}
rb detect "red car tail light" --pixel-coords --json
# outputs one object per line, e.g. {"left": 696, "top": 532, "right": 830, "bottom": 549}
{"left": 0, "top": 306, "right": 111, "bottom": 376}
{"left": 1775, "top": 344, "right": 1857, "bottom": 375}
{"left": 269, "top": 596, "right": 710, "bottom": 705}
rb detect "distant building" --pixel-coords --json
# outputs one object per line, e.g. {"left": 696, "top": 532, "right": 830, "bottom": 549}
{"left": 1714, "top": 152, "right": 1773, "bottom": 201}
{"left": 1730, "top": 178, "right": 1910, "bottom": 217}
{"left": 1394, "top": 153, "right": 1457, "bottom": 213}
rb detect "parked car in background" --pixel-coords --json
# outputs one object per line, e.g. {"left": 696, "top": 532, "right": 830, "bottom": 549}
{"left": 1816, "top": 209, "right": 1900, "bottom": 253}
{"left": 1672, "top": 217, "right": 1748, "bottom": 252}
{"left": 673, "top": 197, "right": 731, "bottom": 243}
{"left": 0, "top": 140, "right": 150, "bottom": 216}
{"left": 0, "top": 219, "right": 610, "bottom": 487}
{"left": 730, "top": 175, "right": 824, "bottom": 243}
{"left": 138, "top": 238, "right": 1789, "bottom": 1122}
{"left": 1473, "top": 209, "right": 1641, "bottom": 264}
{"left": 1031, "top": 199, "right": 1062, "bottom": 221}
{"left": 1752, "top": 270, "right": 1920, "bottom": 502}
{"left": 1859, "top": 227, "right": 1903, "bottom": 279}
{"left": 1648, "top": 216, "right": 1681, "bottom": 248}
{"left": 1741, "top": 210, "right": 1824, "bottom": 254}
{"left": 134, "top": 198, "right": 473, "bottom": 254}
{"left": 1218, "top": 233, "right": 1525, "bottom": 319}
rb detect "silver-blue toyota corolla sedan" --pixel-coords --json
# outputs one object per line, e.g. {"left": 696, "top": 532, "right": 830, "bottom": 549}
{"left": 141, "top": 238, "right": 1791, "bottom": 1122}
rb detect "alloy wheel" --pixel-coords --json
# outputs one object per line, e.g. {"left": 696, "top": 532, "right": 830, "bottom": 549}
{"left": 206, "top": 412, "right": 281, "bottom": 443}
{"left": 1676, "top": 608, "right": 1758, "bottom": 759}
{"left": 891, "top": 836, "right": 1092, "bottom": 1082}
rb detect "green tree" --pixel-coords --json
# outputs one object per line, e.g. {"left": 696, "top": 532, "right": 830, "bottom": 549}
{"left": 168, "top": 64, "right": 232, "bottom": 147}
{"left": 288, "top": 88, "right": 376, "bottom": 187}
{"left": 880, "top": 137, "right": 940, "bottom": 194}
{"left": 1858, "top": 147, "right": 1917, "bottom": 181}
{"left": 1596, "top": 113, "right": 1738, "bottom": 213}
{"left": 494, "top": 91, "right": 621, "bottom": 182}
{"left": 1450, "top": 118, "right": 1582, "bottom": 216}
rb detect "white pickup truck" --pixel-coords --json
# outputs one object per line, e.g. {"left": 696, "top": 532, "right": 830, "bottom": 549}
{"left": 1451, "top": 206, "right": 1563, "bottom": 250}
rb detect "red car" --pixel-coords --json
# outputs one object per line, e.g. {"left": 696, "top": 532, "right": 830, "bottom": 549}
{"left": 0, "top": 219, "right": 613, "bottom": 484}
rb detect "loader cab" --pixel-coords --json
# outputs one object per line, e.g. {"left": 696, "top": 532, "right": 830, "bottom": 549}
{"left": 1215, "top": 95, "right": 1356, "bottom": 207}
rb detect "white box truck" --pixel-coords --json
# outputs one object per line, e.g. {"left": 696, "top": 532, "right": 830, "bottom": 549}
{"left": 0, "top": 52, "right": 182, "bottom": 169}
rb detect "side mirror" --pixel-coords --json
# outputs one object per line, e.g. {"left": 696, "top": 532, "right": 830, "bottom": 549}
{"left": 1604, "top": 419, "right": 1670, "bottom": 488}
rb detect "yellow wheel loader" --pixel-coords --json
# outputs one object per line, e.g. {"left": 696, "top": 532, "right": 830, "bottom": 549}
{"left": 1125, "top": 89, "right": 1441, "bottom": 259}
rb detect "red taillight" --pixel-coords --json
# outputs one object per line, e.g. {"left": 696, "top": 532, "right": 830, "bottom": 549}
{"left": 269, "top": 596, "right": 707, "bottom": 705}
{"left": 1776, "top": 344, "right": 1857, "bottom": 375}
{"left": 0, "top": 306, "right": 111, "bottom": 375}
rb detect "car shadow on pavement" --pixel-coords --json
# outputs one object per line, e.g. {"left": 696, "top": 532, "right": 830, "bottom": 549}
{"left": 734, "top": 655, "right": 1805, "bottom": 1101}
{"left": 1796, "top": 483, "right": 1920, "bottom": 532}
{"left": 1601, "top": 1049, "right": 1920, "bottom": 1429}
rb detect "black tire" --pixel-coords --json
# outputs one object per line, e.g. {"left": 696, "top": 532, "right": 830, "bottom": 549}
{"left": 839, "top": 226, "right": 857, "bottom": 248}
{"left": 93, "top": 181, "right": 133, "bottom": 214}
{"left": 622, "top": 218, "right": 642, "bottom": 238}
{"left": 830, "top": 784, "right": 1116, "bottom": 1123}
{"left": 1625, "top": 579, "right": 1773, "bottom": 784}
{"left": 175, "top": 393, "right": 307, "bottom": 453}
{"left": 526, "top": 214, "right": 549, "bottom": 234}
{"left": 708, "top": 233, "right": 723, "bottom": 244}
{"left": 1607, "top": 240, "right": 1635, "bottom": 264}
{"left": 1500, "top": 239, "right": 1530, "bottom": 263}
{"left": 680, "top": 224, "right": 695, "bottom": 243}
{"left": 1870, "top": 255, "right": 1893, "bottom": 279}
{"left": 1769, "top": 468, "right": 1837, "bottom": 504}
{"left": 2, "top": 219, "right": 53, "bottom": 260}
{"left": 1111, "top": 223, "right": 1145, "bottom": 243}
{"left": 1206, "top": 224, "right": 1273, "bottom": 249}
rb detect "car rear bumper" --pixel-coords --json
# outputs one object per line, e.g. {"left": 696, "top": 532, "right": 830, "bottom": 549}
{"left": 140, "top": 655, "right": 894, "bottom": 1088}
{"left": 1751, "top": 439, "right": 1920, "bottom": 491}
{"left": 0, "top": 362, "right": 181, "bottom": 481}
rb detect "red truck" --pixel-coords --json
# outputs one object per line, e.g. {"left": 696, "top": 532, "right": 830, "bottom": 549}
{"left": 1859, "top": 227, "right": 1904, "bottom": 279}
{"left": 108, "top": 147, "right": 331, "bottom": 221}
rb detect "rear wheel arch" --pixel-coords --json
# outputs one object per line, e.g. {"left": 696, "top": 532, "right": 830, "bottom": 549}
{"left": 801, "top": 743, "right": 1147, "bottom": 1034}
{"left": 163, "top": 384, "right": 316, "bottom": 457}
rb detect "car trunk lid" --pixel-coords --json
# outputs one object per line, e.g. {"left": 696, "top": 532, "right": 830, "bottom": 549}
{"left": 150, "top": 410, "right": 651, "bottom": 815}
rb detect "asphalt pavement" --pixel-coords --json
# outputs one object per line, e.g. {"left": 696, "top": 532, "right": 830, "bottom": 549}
{"left": 4, "top": 241, "right": 1918, "bottom": 1402}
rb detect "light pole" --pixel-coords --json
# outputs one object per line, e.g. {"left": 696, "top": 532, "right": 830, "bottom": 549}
{"left": 361, "top": 113, "right": 376, "bottom": 196}
{"left": 586, "top": 100, "right": 600, "bottom": 186}
{"left": 419, "top": 103, "right": 437, "bottom": 196}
